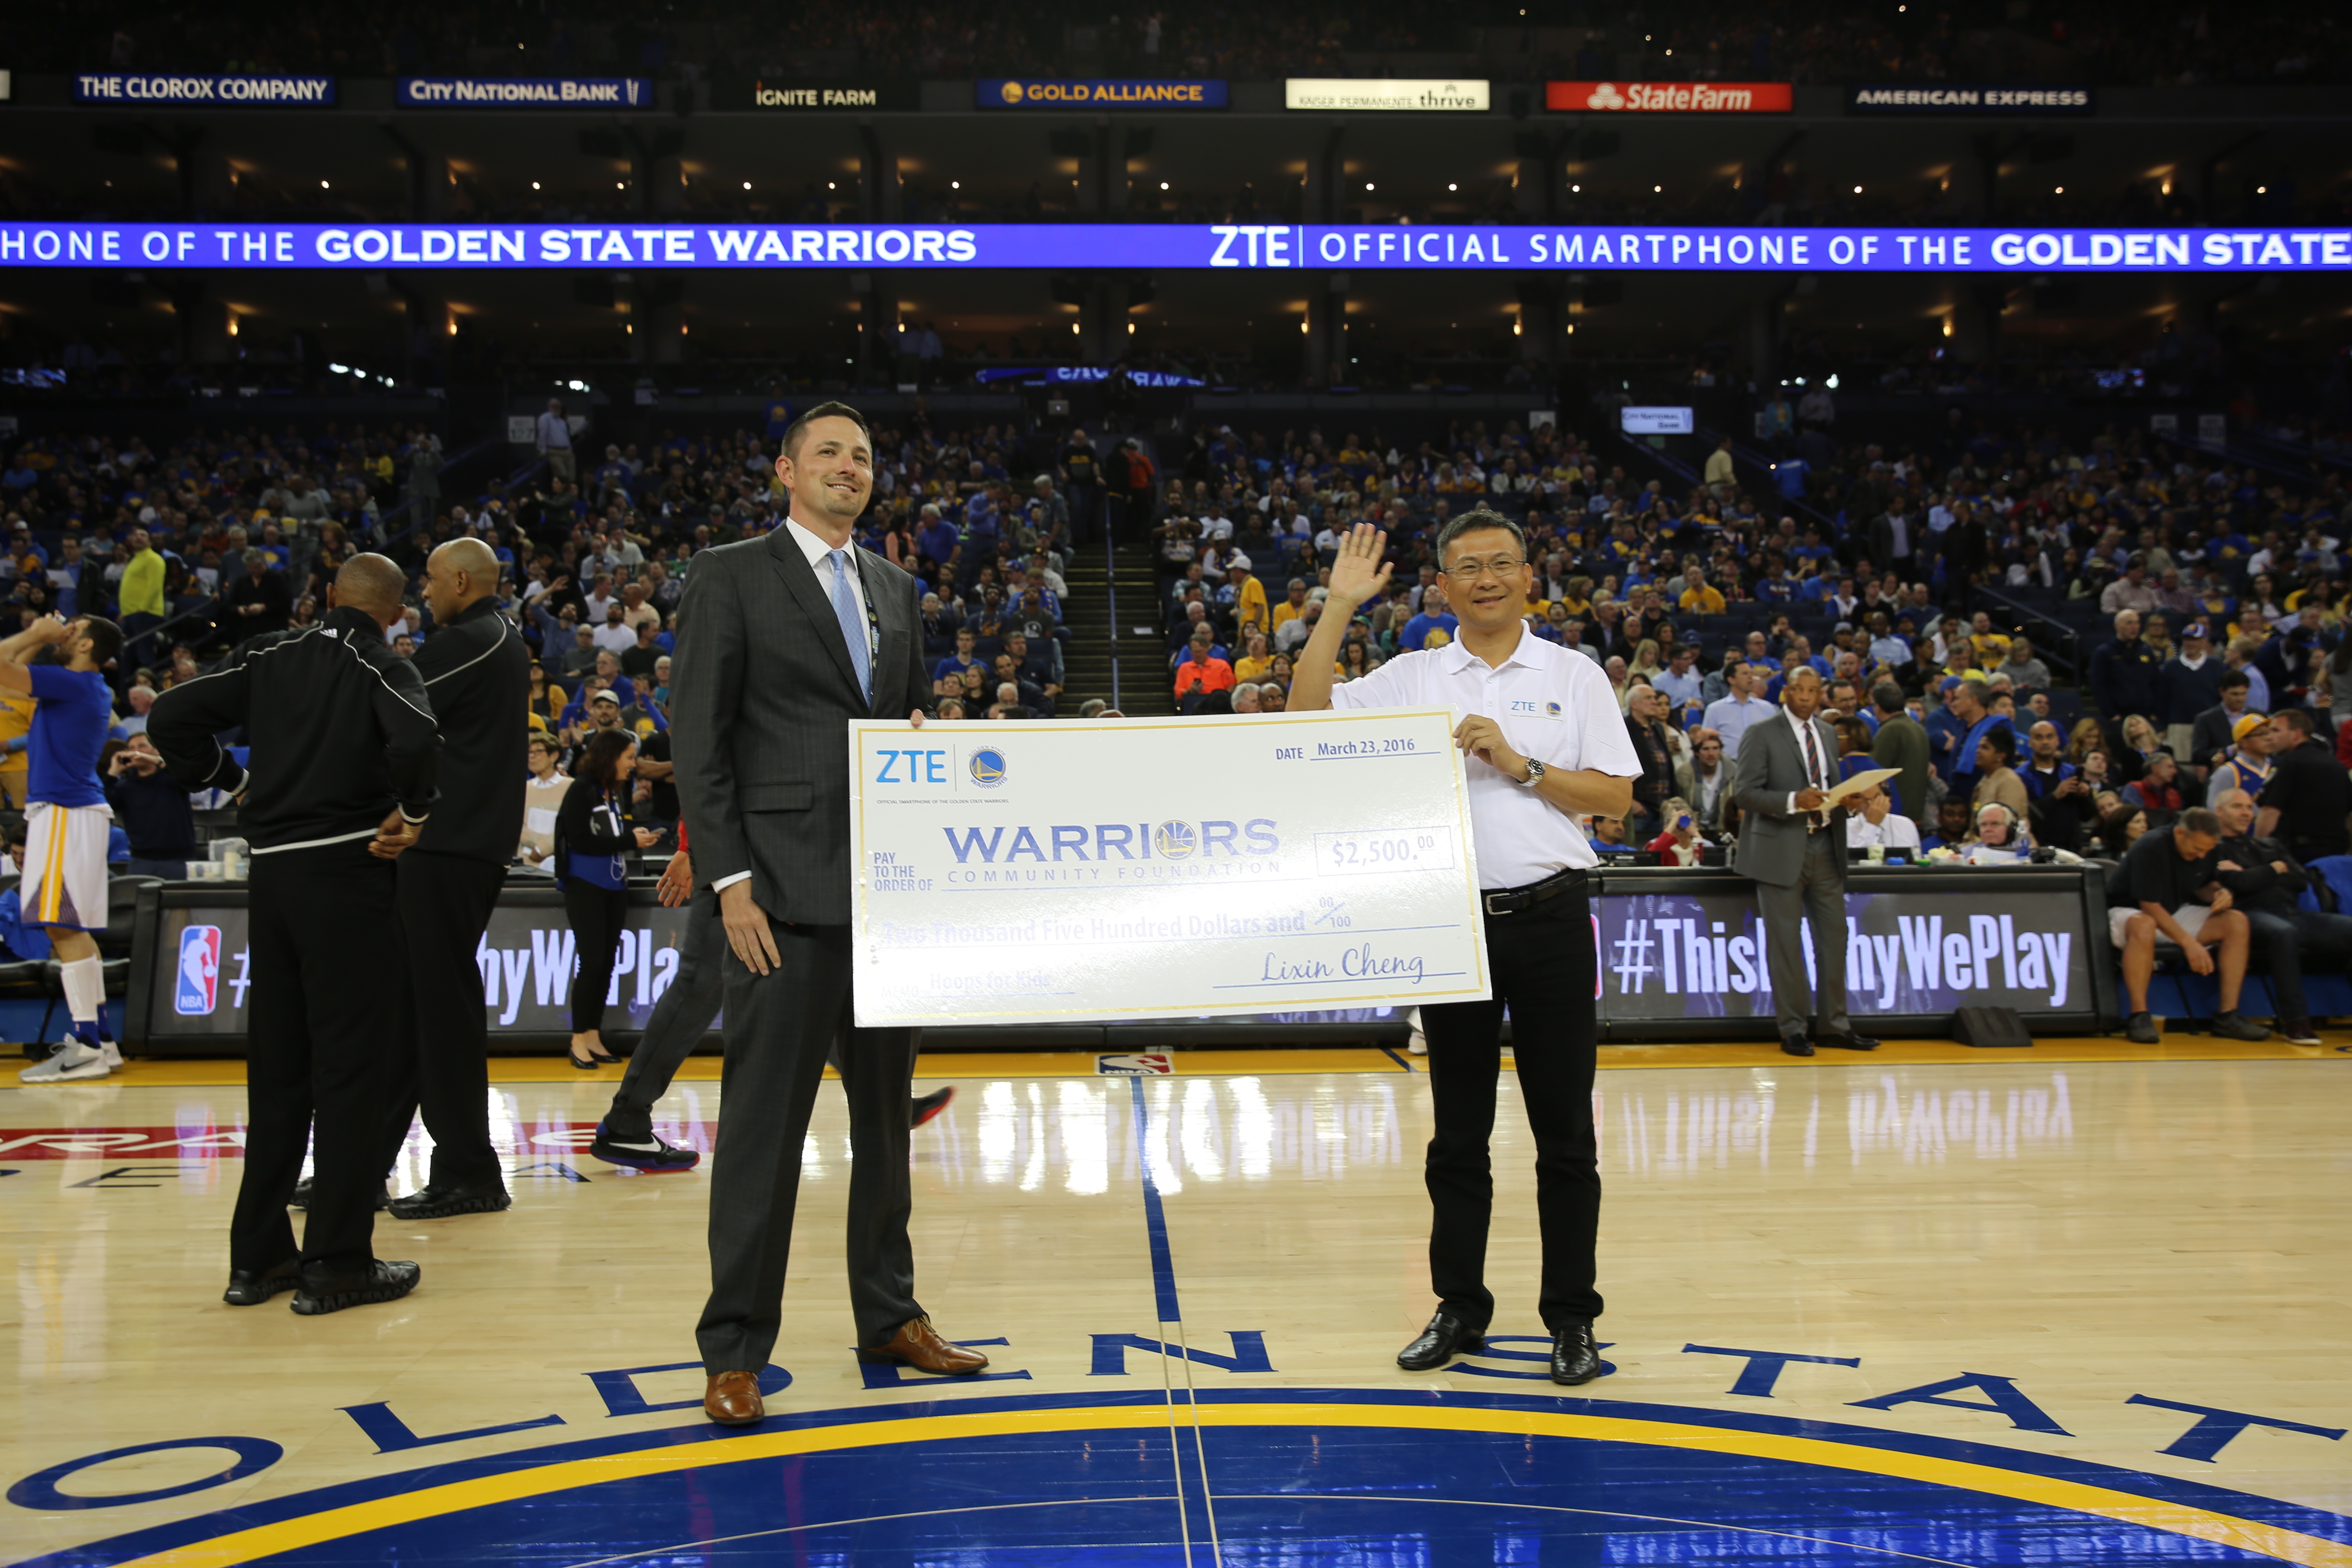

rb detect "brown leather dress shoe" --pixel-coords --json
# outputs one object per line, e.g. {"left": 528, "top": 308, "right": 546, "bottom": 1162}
{"left": 858, "top": 1315, "right": 992, "bottom": 1374}
{"left": 704, "top": 1370, "right": 765, "bottom": 1427}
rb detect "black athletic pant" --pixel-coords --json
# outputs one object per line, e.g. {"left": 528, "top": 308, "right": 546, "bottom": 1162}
{"left": 1417, "top": 882, "right": 1603, "bottom": 1332}
{"left": 374, "top": 851, "right": 508, "bottom": 1187}
{"left": 231, "top": 840, "right": 403, "bottom": 1274}
{"left": 604, "top": 887, "right": 726, "bottom": 1143}
{"left": 563, "top": 880, "right": 631, "bottom": 1034}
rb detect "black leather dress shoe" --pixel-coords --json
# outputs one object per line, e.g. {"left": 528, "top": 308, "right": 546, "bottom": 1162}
{"left": 1550, "top": 1320, "right": 1602, "bottom": 1385}
{"left": 1780, "top": 1035, "right": 1815, "bottom": 1057}
{"left": 223, "top": 1258, "right": 301, "bottom": 1306}
{"left": 1396, "top": 1310, "right": 1485, "bottom": 1371}
{"left": 289, "top": 1178, "right": 390, "bottom": 1212}
{"left": 1815, "top": 1032, "right": 1880, "bottom": 1051}
{"left": 387, "top": 1181, "right": 512, "bottom": 1220}
{"left": 291, "top": 1259, "right": 421, "bottom": 1316}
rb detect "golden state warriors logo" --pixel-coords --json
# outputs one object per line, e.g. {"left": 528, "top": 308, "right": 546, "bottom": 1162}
{"left": 1152, "top": 820, "right": 1197, "bottom": 859}
{"left": 1000, "top": 81, "right": 1025, "bottom": 104}
{"left": 969, "top": 747, "right": 1008, "bottom": 789}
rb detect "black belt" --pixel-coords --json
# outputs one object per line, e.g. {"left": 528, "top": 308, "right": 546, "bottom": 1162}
{"left": 1482, "top": 866, "right": 1587, "bottom": 917}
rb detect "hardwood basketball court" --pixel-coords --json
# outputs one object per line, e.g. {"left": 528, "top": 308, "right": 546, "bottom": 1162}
{"left": 7, "top": 1037, "right": 2350, "bottom": 1566}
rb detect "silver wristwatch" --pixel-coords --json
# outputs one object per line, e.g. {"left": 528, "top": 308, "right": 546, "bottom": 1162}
{"left": 1519, "top": 758, "right": 1546, "bottom": 787}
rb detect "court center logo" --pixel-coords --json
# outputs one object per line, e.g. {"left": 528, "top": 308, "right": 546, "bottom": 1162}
{"left": 1152, "top": 820, "right": 1198, "bottom": 860}
{"left": 176, "top": 924, "right": 221, "bottom": 1015}
{"left": 969, "top": 746, "right": 1009, "bottom": 789}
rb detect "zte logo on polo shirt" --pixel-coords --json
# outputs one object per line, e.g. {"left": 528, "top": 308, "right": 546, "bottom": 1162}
{"left": 1509, "top": 700, "right": 1564, "bottom": 720}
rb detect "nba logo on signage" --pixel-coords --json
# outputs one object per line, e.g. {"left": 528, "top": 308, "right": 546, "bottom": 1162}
{"left": 176, "top": 924, "right": 221, "bottom": 1015}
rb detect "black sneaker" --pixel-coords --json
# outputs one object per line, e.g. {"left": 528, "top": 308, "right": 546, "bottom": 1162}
{"left": 290, "top": 1259, "right": 421, "bottom": 1316}
{"left": 387, "top": 1181, "right": 512, "bottom": 1219}
{"left": 912, "top": 1086, "right": 956, "bottom": 1128}
{"left": 588, "top": 1123, "right": 702, "bottom": 1171}
{"left": 2278, "top": 1019, "right": 2324, "bottom": 1047}
{"left": 223, "top": 1258, "right": 301, "bottom": 1307}
{"left": 289, "top": 1178, "right": 391, "bottom": 1212}
{"left": 2125, "top": 1011, "right": 2160, "bottom": 1044}
{"left": 2212, "top": 1010, "right": 2271, "bottom": 1042}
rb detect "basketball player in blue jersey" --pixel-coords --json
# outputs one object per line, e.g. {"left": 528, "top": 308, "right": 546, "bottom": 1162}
{"left": 5, "top": 614, "right": 128, "bottom": 1083}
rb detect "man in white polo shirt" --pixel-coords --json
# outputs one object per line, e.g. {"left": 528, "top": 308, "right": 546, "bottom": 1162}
{"left": 1292, "top": 510, "right": 1639, "bottom": 1388}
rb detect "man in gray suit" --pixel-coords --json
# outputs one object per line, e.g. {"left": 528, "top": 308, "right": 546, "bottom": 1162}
{"left": 1732, "top": 667, "right": 1880, "bottom": 1058}
{"left": 670, "top": 402, "right": 990, "bottom": 1429}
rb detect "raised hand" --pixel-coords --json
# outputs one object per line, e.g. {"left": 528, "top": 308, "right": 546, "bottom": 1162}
{"left": 1328, "top": 523, "right": 1393, "bottom": 609}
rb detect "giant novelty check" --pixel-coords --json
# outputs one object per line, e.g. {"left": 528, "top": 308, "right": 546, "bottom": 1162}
{"left": 847, "top": 710, "right": 1493, "bottom": 1026}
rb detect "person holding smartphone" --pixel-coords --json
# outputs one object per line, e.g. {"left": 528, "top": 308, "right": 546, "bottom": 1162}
{"left": 1643, "top": 799, "right": 1706, "bottom": 865}
{"left": 105, "top": 733, "right": 199, "bottom": 878}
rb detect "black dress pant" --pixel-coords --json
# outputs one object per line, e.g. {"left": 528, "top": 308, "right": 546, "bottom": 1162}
{"left": 563, "top": 880, "right": 631, "bottom": 1033}
{"left": 231, "top": 840, "right": 402, "bottom": 1273}
{"left": 1417, "top": 884, "right": 1603, "bottom": 1332}
{"left": 697, "top": 916, "right": 920, "bottom": 1374}
{"left": 605, "top": 887, "right": 726, "bottom": 1143}
{"left": 375, "top": 851, "right": 508, "bottom": 1187}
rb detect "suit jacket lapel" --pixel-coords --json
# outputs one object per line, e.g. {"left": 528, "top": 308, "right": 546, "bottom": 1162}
{"left": 767, "top": 526, "right": 864, "bottom": 704}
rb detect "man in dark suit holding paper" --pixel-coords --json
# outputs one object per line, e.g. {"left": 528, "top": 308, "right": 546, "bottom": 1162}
{"left": 1733, "top": 666, "right": 1879, "bottom": 1058}
{"left": 669, "top": 402, "right": 990, "bottom": 1429}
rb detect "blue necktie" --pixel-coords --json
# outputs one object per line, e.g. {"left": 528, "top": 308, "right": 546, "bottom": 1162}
{"left": 826, "top": 548, "right": 872, "bottom": 704}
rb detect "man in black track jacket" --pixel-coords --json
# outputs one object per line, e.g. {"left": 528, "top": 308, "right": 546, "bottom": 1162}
{"left": 379, "top": 539, "right": 532, "bottom": 1221}
{"left": 149, "top": 554, "right": 442, "bottom": 1317}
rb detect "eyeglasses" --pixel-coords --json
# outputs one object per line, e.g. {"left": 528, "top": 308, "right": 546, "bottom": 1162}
{"left": 1440, "top": 556, "right": 1525, "bottom": 578}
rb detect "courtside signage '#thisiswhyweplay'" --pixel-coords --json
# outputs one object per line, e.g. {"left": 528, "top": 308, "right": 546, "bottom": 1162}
{"left": 6, "top": 222, "right": 2346, "bottom": 272}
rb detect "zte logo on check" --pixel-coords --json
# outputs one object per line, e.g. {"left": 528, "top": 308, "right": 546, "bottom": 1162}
{"left": 875, "top": 749, "right": 949, "bottom": 784}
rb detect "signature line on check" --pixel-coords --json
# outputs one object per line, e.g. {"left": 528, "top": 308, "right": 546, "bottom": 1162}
{"left": 1212, "top": 972, "right": 1468, "bottom": 989}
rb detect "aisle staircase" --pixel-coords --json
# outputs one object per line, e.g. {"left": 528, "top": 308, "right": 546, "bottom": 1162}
{"left": 1056, "top": 482, "right": 1172, "bottom": 716}
{"left": 1058, "top": 537, "right": 1116, "bottom": 714}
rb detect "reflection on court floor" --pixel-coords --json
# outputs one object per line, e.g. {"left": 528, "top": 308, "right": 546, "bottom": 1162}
{"left": 7, "top": 1057, "right": 2350, "bottom": 1566}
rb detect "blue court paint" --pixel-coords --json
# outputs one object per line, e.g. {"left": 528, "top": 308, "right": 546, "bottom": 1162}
{"left": 1127, "top": 1076, "right": 1183, "bottom": 1324}
{"left": 24, "top": 1391, "right": 2352, "bottom": 1567}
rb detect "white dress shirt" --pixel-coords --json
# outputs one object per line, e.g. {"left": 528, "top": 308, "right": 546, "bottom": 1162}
{"left": 714, "top": 518, "right": 865, "bottom": 895}
{"left": 1332, "top": 624, "right": 1640, "bottom": 885}
{"left": 1772, "top": 706, "right": 1838, "bottom": 826}
{"left": 1846, "top": 810, "right": 1922, "bottom": 851}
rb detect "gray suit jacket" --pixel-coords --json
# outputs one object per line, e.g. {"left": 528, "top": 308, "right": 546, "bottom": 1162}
{"left": 1730, "top": 708, "right": 1847, "bottom": 889}
{"left": 670, "top": 525, "right": 928, "bottom": 924}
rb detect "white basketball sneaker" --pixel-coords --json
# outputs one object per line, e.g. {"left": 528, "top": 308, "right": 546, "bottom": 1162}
{"left": 19, "top": 1039, "right": 120, "bottom": 1084}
